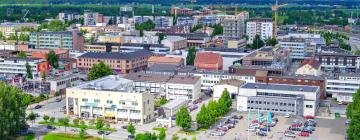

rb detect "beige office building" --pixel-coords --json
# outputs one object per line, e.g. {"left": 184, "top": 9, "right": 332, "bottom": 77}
{"left": 66, "top": 75, "right": 155, "bottom": 125}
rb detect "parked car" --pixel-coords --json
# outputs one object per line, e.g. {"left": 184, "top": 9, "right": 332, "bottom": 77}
{"left": 284, "top": 131, "right": 296, "bottom": 138}
{"left": 128, "top": 134, "right": 134, "bottom": 139}
{"left": 284, "top": 113, "right": 291, "bottom": 118}
{"left": 302, "top": 128, "right": 313, "bottom": 134}
{"left": 247, "top": 127, "right": 256, "bottom": 132}
{"left": 232, "top": 115, "right": 243, "bottom": 120}
{"left": 98, "top": 130, "right": 105, "bottom": 135}
{"left": 291, "top": 123, "right": 302, "bottom": 127}
{"left": 272, "top": 118, "right": 279, "bottom": 122}
{"left": 226, "top": 119, "right": 238, "bottom": 124}
{"left": 217, "top": 126, "right": 229, "bottom": 132}
{"left": 55, "top": 98, "right": 62, "bottom": 102}
{"left": 71, "top": 128, "right": 79, "bottom": 132}
{"left": 210, "top": 131, "right": 225, "bottom": 136}
{"left": 188, "top": 105, "right": 198, "bottom": 111}
{"left": 34, "top": 105, "right": 42, "bottom": 109}
{"left": 16, "top": 129, "right": 34, "bottom": 135}
{"left": 105, "top": 131, "right": 112, "bottom": 135}
{"left": 304, "top": 121, "right": 316, "bottom": 127}
{"left": 256, "top": 131, "right": 267, "bottom": 136}
{"left": 46, "top": 125, "right": 56, "bottom": 130}
{"left": 304, "top": 115, "right": 315, "bottom": 119}
{"left": 249, "top": 123, "right": 260, "bottom": 128}
{"left": 346, "top": 119, "right": 351, "bottom": 125}
{"left": 121, "top": 125, "right": 128, "bottom": 129}
{"left": 226, "top": 123, "right": 235, "bottom": 129}
{"left": 288, "top": 127, "right": 302, "bottom": 131}
{"left": 264, "top": 122, "right": 276, "bottom": 127}
{"left": 298, "top": 131, "right": 310, "bottom": 137}
{"left": 260, "top": 127, "right": 271, "bottom": 132}
{"left": 304, "top": 126, "right": 316, "bottom": 131}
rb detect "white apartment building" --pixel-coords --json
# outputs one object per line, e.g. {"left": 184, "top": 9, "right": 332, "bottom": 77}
{"left": 66, "top": 75, "right": 155, "bottom": 125}
{"left": 154, "top": 16, "right": 173, "bottom": 29}
{"left": 327, "top": 73, "right": 360, "bottom": 103}
{"left": 124, "top": 73, "right": 171, "bottom": 98}
{"left": 166, "top": 75, "right": 201, "bottom": 101}
{"left": 47, "top": 73, "right": 82, "bottom": 94}
{"left": 161, "top": 36, "right": 187, "bottom": 52}
{"left": 279, "top": 37, "right": 308, "bottom": 60}
{"left": 187, "top": 71, "right": 256, "bottom": 91}
{"left": 237, "top": 83, "right": 320, "bottom": 116}
{"left": 246, "top": 19, "right": 273, "bottom": 44}
{"left": 0, "top": 58, "right": 46, "bottom": 78}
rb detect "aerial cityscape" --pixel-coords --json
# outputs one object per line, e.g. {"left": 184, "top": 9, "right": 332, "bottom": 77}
{"left": 0, "top": 0, "right": 359, "bottom": 140}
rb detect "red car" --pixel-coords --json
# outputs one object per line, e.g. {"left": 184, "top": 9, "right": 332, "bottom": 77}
{"left": 298, "top": 132, "right": 310, "bottom": 137}
{"left": 252, "top": 120, "right": 262, "bottom": 125}
{"left": 291, "top": 123, "right": 302, "bottom": 127}
{"left": 304, "top": 115, "right": 315, "bottom": 119}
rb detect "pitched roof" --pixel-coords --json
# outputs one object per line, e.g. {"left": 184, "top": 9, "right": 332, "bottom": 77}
{"left": 148, "top": 56, "right": 183, "bottom": 64}
{"left": 195, "top": 52, "right": 222, "bottom": 64}
{"left": 78, "top": 50, "right": 153, "bottom": 60}
{"left": 300, "top": 59, "right": 320, "bottom": 69}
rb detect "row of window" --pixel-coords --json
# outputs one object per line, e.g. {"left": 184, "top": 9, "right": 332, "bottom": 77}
{"left": 248, "top": 100, "right": 296, "bottom": 107}
{"left": 247, "top": 107, "right": 295, "bottom": 113}
{"left": 82, "top": 98, "right": 139, "bottom": 106}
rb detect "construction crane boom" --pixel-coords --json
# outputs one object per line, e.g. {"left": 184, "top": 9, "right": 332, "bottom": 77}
{"left": 272, "top": 0, "right": 287, "bottom": 38}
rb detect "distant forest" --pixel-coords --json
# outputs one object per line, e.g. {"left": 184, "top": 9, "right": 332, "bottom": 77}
{"left": 0, "top": 0, "right": 360, "bottom": 6}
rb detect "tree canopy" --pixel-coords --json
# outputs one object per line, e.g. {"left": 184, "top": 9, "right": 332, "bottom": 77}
{"left": 17, "top": 51, "right": 27, "bottom": 58}
{"left": 0, "top": 82, "right": 31, "bottom": 139}
{"left": 210, "top": 24, "right": 223, "bottom": 37}
{"left": 25, "top": 62, "right": 33, "bottom": 79}
{"left": 134, "top": 132, "right": 158, "bottom": 140}
{"left": 46, "top": 51, "right": 59, "bottom": 68}
{"left": 176, "top": 106, "right": 192, "bottom": 131}
{"left": 346, "top": 89, "right": 360, "bottom": 140}
{"left": 186, "top": 47, "right": 196, "bottom": 65}
{"left": 127, "top": 122, "right": 136, "bottom": 135}
{"left": 87, "top": 61, "right": 114, "bottom": 81}
{"left": 251, "top": 35, "right": 265, "bottom": 49}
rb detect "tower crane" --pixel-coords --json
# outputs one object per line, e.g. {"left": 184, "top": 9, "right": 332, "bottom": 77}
{"left": 272, "top": 0, "right": 287, "bottom": 38}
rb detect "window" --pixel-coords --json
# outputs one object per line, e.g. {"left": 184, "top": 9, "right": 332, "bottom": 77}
{"left": 82, "top": 98, "right": 88, "bottom": 102}
{"left": 306, "top": 105, "right": 313, "bottom": 108}
{"left": 106, "top": 100, "right": 113, "bottom": 104}
{"left": 94, "top": 99, "right": 100, "bottom": 103}
{"left": 132, "top": 102, "right": 138, "bottom": 106}
{"left": 119, "top": 100, "right": 125, "bottom": 105}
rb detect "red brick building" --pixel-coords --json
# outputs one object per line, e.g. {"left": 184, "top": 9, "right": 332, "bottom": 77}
{"left": 194, "top": 52, "right": 223, "bottom": 70}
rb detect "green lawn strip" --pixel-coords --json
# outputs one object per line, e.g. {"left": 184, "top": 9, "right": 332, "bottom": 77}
{"left": 177, "top": 130, "right": 201, "bottom": 135}
{"left": 39, "top": 121, "right": 116, "bottom": 132}
{"left": 152, "top": 127, "right": 167, "bottom": 132}
{"left": 43, "top": 133, "right": 106, "bottom": 140}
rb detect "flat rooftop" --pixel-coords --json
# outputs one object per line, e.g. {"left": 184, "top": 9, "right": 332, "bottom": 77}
{"left": 241, "top": 83, "right": 319, "bottom": 92}
{"left": 124, "top": 72, "right": 171, "bottom": 83}
{"left": 167, "top": 75, "right": 200, "bottom": 85}
{"left": 162, "top": 98, "right": 189, "bottom": 109}
{"left": 71, "top": 75, "right": 134, "bottom": 92}
{"left": 78, "top": 49, "right": 153, "bottom": 60}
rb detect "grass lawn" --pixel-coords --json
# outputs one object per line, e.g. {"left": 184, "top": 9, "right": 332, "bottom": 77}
{"left": 177, "top": 130, "right": 201, "bottom": 135}
{"left": 43, "top": 133, "right": 104, "bottom": 140}
{"left": 39, "top": 121, "right": 116, "bottom": 132}
{"left": 17, "top": 134, "right": 35, "bottom": 140}
{"left": 152, "top": 127, "right": 167, "bottom": 132}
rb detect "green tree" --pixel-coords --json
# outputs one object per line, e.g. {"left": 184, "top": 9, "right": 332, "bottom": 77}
{"left": 18, "top": 33, "right": 30, "bottom": 42}
{"left": 192, "top": 137, "right": 197, "bottom": 140}
{"left": 252, "top": 34, "right": 265, "bottom": 49}
{"left": 49, "top": 117, "right": 55, "bottom": 123}
{"left": 135, "top": 20, "right": 155, "bottom": 31}
{"left": 196, "top": 104, "right": 211, "bottom": 128}
{"left": 0, "top": 82, "right": 31, "bottom": 139}
{"left": 80, "top": 120, "right": 86, "bottom": 128}
{"left": 158, "top": 129, "right": 166, "bottom": 140}
{"left": 171, "top": 134, "right": 179, "bottom": 140}
{"left": 340, "top": 42, "right": 351, "bottom": 51}
{"left": 134, "top": 132, "right": 158, "bottom": 140}
{"left": 17, "top": 51, "right": 27, "bottom": 58}
{"left": 87, "top": 61, "right": 114, "bottom": 80}
{"left": 211, "top": 24, "right": 223, "bottom": 37}
{"left": 79, "top": 127, "right": 86, "bottom": 140}
{"left": 88, "top": 119, "right": 95, "bottom": 126}
{"left": 58, "top": 117, "right": 69, "bottom": 132}
{"left": 346, "top": 89, "right": 360, "bottom": 140}
{"left": 43, "top": 115, "right": 50, "bottom": 122}
{"left": 190, "top": 24, "right": 202, "bottom": 32}
{"left": 27, "top": 112, "right": 37, "bottom": 127}
{"left": 218, "top": 88, "right": 232, "bottom": 114}
{"left": 95, "top": 117, "right": 104, "bottom": 129}
{"left": 127, "top": 122, "right": 136, "bottom": 135}
{"left": 46, "top": 51, "right": 59, "bottom": 68}
{"left": 265, "top": 37, "right": 278, "bottom": 46}
{"left": 0, "top": 32, "right": 4, "bottom": 40}
{"left": 47, "top": 20, "right": 66, "bottom": 32}
{"left": 176, "top": 106, "right": 192, "bottom": 131}
{"left": 7, "top": 33, "right": 18, "bottom": 41}
{"left": 186, "top": 47, "right": 196, "bottom": 65}
{"left": 157, "top": 32, "right": 166, "bottom": 44}
{"left": 73, "top": 118, "right": 80, "bottom": 126}
{"left": 25, "top": 62, "right": 33, "bottom": 79}
{"left": 181, "top": 138, "right": 187, "bottom": 140}
{"left": 41, "top": 71, "right": 46, "bottom": 81}
{"left": 155, "top": 96, "right": 168, "bottom": 107}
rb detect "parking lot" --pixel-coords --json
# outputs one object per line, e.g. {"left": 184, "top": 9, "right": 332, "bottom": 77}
{"left": 206, "top": 112, "right": 347, "bottom": 140}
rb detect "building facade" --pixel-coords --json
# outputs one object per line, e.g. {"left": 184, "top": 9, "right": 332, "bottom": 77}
{"left": 0, "top": 58, "right": 48, "bottom": 78}
{"left": 29, "top": 30, "right": 84, "bottom": 50}
{"left": 237, "top": 83, "right": 320, "bottom": 116}
{"left": 326, "top": 73, "right": 360, "bottom": 102}
{"left": 66, "top": 75, "right": 154, "bottom": 125}
{"left": 223, "top": 12, "right": 249, "bottom": 41}
{"left": 77, "top": 50, "right": 154, "bottom": 74}
{"left": 246, "top": 19, "right": 273, "bottom": 44}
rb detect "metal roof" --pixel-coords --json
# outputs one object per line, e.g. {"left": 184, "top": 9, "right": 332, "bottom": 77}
{"left": 241, "top": 83, "right": 319, "bottom": 92}
{"left": 78, "top": 49, "right": 153, "bottom": 59}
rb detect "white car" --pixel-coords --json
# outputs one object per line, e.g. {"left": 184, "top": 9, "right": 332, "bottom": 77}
{"left": 284, "top": 113, "right": 291, "bottom": 118}
{"left": 249, "top": 123, "right": 260, "bottom": 128}
{"left": 247, "top": 127, "right": 256, "bottom": 132}
{"left": 210, "top": 131, "right": 225, "bottom": 136}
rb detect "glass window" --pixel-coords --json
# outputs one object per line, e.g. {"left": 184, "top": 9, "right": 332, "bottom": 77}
{"left": 82, "top": 98, "right": 88, "bottom": 102}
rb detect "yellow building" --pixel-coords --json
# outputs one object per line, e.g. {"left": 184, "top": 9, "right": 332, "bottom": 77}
{"left": 66, "top": 75, "right": 155, "bottom": 125}
{"left": 98, "top": 34, "right": 125, "bottom": 44}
